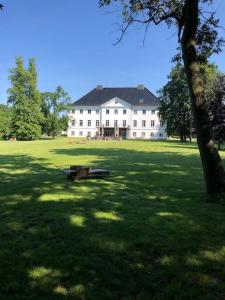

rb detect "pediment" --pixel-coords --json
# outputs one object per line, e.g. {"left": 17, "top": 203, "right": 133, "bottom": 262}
{"left": 101, "top": 97, "right": 131, "bottom": 108}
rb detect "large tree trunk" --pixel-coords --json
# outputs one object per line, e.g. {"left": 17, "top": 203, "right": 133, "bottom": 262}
{"left": 181, "top": 0, "right": 225, "bottom": 193}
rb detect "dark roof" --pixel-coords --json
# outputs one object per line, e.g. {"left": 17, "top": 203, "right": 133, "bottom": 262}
{"left": 73, "top": 87, "right": 159, "bottom": 106}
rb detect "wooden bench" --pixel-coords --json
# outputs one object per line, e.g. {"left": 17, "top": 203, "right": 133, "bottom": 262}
{"left": 65, "top": 165, "right": 110, "bottom": 181}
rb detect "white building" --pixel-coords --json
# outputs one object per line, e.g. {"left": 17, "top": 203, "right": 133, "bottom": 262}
{"left": 68, "top": 85, "right": 167, "bottom": 139}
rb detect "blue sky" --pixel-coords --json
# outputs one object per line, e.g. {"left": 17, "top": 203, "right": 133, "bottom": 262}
{"left": 0, "top": 0, "right": 225, "bottom": 104}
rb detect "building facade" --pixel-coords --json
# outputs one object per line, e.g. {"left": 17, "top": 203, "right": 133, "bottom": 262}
{"left": 68, "top": 85, "right": 167, "bottom": 139}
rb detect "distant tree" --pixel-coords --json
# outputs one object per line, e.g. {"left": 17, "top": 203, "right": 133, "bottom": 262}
{"left": 159, "top": 63, "right": 192, "bottom": 142}
{"left": 0, "top": 104, "right": 12, "bottom": 139}
{"left": 41, "top": 86, "right": 70, "bottom": 137}
{"left": 8, "top": 57, "right": 43, "bottom": 140}
{"left": 159, "top": 63, "right": 218, "bottom": 142}
{"left": 100, "top": 0, "right": 225, "bottom": 193}
{"left": 208, "top": 74, "right": 225, "bottom": 150}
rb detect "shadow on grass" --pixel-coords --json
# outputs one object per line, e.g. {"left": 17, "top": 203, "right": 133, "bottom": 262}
{"left": 0, "top": 147, "right": 225, "bottom": 299}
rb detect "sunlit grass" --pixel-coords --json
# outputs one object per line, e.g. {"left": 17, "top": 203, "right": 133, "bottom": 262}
{"left": 0, "top": 137, "right": 225, "bottom": 299}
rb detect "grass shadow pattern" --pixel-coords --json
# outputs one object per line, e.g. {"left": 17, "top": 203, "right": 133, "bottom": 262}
{"left": 0, "top": 139, "right": 225, "bottom": 299}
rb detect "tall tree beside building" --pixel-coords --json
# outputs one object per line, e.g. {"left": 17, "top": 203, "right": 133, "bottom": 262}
{"left": 159, "top": 63, "right": 192, "bottom": 142}
{"left": 159, "top": 63, "right": 219, "bottom": 142}
{"left": 41, "top": 86, "right": 70, "bottom": 137}
{"left": 8, "top": 57, "right": 43, "bottom": 140}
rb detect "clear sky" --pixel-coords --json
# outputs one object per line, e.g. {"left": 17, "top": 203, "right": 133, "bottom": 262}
{"left": 0, "top": 0, "right": 225, "bottom": 104}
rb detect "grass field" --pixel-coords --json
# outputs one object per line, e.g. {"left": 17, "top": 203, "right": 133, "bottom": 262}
{"left": 0, "top": 138, "right": 225, "bottom": 300}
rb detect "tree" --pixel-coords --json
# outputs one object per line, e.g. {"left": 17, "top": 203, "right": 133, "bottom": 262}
{"left": 8, "top": 57, "right": 43, "bottom": 140}
{"left": 159, "top": 63, "right": 192, "bottom": 141}
{"left": 208, "top": 73, "right": 225, "bottom": 150}
{"left": 159, "top": 62, "right": 219, "bottom": 142}
{"left": 100, "top": 0, "right": 225, "bottom": 193}
{"left": 41, "top": 86, "right": 70, "bottom": 137}
{"left": 0, "top": 104, "right": 12, "bottom": 139}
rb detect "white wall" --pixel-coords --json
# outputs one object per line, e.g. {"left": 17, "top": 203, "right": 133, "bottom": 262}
{"left": 68, "top": 106, "right": 99, "bottom": 137}
{"left": 101, "top": 97, "right": 132, "bottom": 128}
{"left": 67, "top": 98, "right": 167, "bottom": 139}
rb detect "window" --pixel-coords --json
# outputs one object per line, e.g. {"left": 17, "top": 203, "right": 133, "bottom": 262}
{"left": 133, "top": 132, "right": 136, "bottom": 138}
{"left": 142, "top": 110, "right": 146, "bottom": 115}
{"left": 151, "top": 132, "right": 154, "bottom": 137}
{"left": 80, "top": 109, "right": 83, "bottom": 114}
{"left": 151, "top": 120, "right": 155, "bottom": 127}
{"left": 71, "top": 131, "right": 75, "bottom": 136}
{"left": 114, "top": 120, "right": 118, "bottom": 127}
{"left": 72, "top": 109, "right": 75, "bottom": 114}
{"left": 96, "top": 120, "right": 100, "bottom": 127}
{"left": 88, "top": 120, "right": 91, "bottom": 127}
{"left": 71, "top": 120, "right": 75, "bottom": 126}
{"left": 160, "top": 120, "right": 164, "bottom": 127}
{"left": 79, "top": 120, "right": 83, "bottom": 126}
{"left": 123, "top": 120, "right": 126, "bottom": 127}
{"left": 151, "top": 110, "right": 155, "bottom": 115}
{"left": 133, "top": 120, "right": 137, "bottom": 127}
{"left": 123, "top": 109, "right": 127, "bottom": 115}
{"left": 79, "top": 131, "right": 83, "bottom": 136}
{"left": 106, "top": 120, "right": 109, "bottom": 127}
{"left": 142, "top": 120, "right": 146, "bottom": 127}
{"left": 114, "top": 109, "right": 118, "bottom": 115}
{"left": 142, "top": 132, "right": 145, "bottom": 138}
{"left": 96, "top": 109, "right": 99, "bottom": 114}
{"left": 106, "top": 109, "right": 109, "bottom": 115}
{"left": 88, "top": 109, "right": 91, "bottom": 114}
{"left": 134, "top": 110, "right": 137, "bottom": 115}
{"left": 159, "top": 133, "right": 163, "bottom": 137}
{"left": 87, "top": 131, "right": 91, "bottom": 137}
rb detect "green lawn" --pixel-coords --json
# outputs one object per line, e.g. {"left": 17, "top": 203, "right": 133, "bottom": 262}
{"left": 0, "top": 138, "right": 225, "bottom": 300}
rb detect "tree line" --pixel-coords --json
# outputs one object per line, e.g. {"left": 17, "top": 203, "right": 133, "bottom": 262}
{"left": 0, "top": 57, "right": 70, "bottom": 140}
{"left": 159, "top": 61, "right": 225, "bottom": 150}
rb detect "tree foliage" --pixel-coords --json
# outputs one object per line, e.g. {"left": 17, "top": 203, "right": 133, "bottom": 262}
{"left": 208, "top": 73, "right": 225, "bottom": 149}
{"left": 100, "top": 0, "right": 224, "bottom": 61}
{"left": 159, "top": 63, "right": 191, "bottom": 141}
{"left": 159, "top": 62, "right": 220, "bottom": 142}
{"left": 0, "top": 104, "right": 12, "bottom": 139}
{"left": 8, "top": 57, "right": 44, "bottom": 140}
{"left": 41, "top": 86, "right": 70, "bottom": 137}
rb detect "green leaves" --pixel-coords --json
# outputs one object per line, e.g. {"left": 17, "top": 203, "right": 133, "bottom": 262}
{"left": 7, "top": 57, "right": 44, "bottom": 140}
{"left": 158, "top": 63, "right": 192, "bottom": 140}
{"left": 0, "top": 104, "right": 12, "bottom": 139}
{"left": 40, "top": 86, "right": 71, "bottom": 137}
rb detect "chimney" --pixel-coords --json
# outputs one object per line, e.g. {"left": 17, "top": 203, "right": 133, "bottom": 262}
{"left": 96, "top": 85, "right": 103, "bottom": 90}
{"left": 137, "top": 84, "right": 144, "bottom": 90}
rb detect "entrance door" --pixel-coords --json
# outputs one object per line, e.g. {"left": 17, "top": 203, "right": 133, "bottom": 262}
{"left": 119, "top": 128, "right": 127, "bottom": 139}
{"left": 104, "top": 128, "right": 114, "bottom": 137}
